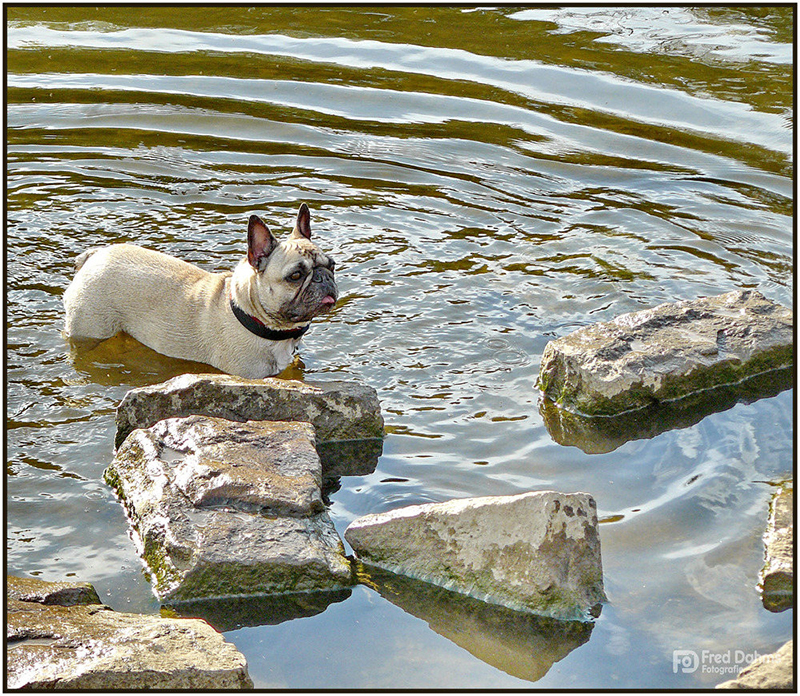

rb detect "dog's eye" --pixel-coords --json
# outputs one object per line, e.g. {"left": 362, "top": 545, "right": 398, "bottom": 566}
{"left": 287, "top": 270, "right": 304, "bottom": 282}
{"left": 328, "top": 259, "right": 336, "bottom": 272}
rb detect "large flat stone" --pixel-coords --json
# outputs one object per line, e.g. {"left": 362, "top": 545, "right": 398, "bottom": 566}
{"left": 7, "top": 577, "right": 252, "bottom": 690}
{"left": 129, "top": 415, "right": 325, "bottom": 517}
{"left": 538, "top": 290, "right": 792, "bottom": 417}
{"left": 114, "top": 373, "right": 384, "bottom": 450}
{"left": 760, "top": 482, "right": 793, "bottom": 612}
{"left": 716, "top": 640, "right": 793, "bottom": 690}
{"left": 345, "top": 491, "right": 605, "bottom": 622}
{"left": 105, "top": 415, "right": 353, "bottom": 601}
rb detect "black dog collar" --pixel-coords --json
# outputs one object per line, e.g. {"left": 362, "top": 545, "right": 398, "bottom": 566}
{"left": 229, "top": 298, "right": 310, "bottom": 341}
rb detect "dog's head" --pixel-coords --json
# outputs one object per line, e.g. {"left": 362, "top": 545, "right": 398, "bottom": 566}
{"left": 231, "top": 204, "right": 338, "bottom": 329}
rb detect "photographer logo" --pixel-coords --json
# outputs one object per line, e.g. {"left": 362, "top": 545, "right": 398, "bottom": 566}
{"left": 673, "top": 650, "right": 699, "bottom": 673}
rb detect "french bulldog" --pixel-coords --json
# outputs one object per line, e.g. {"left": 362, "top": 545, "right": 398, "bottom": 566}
{"left": 63, "top": 204, "right": 337, "bottom": 378}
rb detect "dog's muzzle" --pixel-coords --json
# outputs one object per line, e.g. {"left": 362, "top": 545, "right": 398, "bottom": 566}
{"left": 313, "top": 267, "right": 338, "bottom": 308}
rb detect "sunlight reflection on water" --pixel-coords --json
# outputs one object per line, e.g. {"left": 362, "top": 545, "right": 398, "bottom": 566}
{"left": 6, "top": 5, "right": 793, "bottom": 689}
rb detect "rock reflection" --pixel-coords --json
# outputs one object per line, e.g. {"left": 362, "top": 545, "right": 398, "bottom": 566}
{"left": 541, "top": 366, "right": 792, "bottom": 454}
{"left": 163, "top": 588, "right": 352, "bottom": 632}
{"left": 317, "top": 437, "right": 383, "bottom": 479}
{"left": 360, "top": 565, "right": 595, "bottom": 683}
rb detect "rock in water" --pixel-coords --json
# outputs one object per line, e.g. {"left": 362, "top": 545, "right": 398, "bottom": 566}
{"left": 7, "top": 575, "right": 100, "bottom": 606}
{"left": 538, "top": 290, "right": 792, "bottom": 416}
{"left": 760, "top": 482, "right": 793, "bottom": 612}
{"left": 114, "top": 373, "right": 384, "bottom": 449}
{"left": 7, "top": 576, "right": 252, "bottom": 689}
{"left": 345, "top": 490, "right": 605, "bottom": 622}
{"left": 105, "top": 415, "right": 353, "bottom": 601}
{"left": 716, "top": 640, "right": 794, "bottom": 690}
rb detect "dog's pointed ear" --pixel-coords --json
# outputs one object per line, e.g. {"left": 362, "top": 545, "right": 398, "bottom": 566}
{"left": 247, "top": 215, "right": 278, "bottom": 271}
{"left": 292, "top": 203, "right": 312, "bottom": 240}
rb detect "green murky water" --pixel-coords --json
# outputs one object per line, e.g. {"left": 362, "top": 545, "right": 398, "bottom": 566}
{"left": 6, "top": 6, "right": 793, "bottom": 688}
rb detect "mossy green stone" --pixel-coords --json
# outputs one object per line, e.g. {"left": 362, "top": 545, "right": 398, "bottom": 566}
{"left": 105, "top": 415, "right": 354, "bottom": 601}
{"left": 538, "top": 290, "right": 792, "bottom": 417}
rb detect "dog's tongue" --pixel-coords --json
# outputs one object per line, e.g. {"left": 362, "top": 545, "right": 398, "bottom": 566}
{"left": 322, "top": 295, "right": 336, "bottom": 306}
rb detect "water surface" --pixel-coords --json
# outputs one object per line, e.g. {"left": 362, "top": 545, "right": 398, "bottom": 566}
{"left": 6, "top": 6, "right": 793, "bottom": 689}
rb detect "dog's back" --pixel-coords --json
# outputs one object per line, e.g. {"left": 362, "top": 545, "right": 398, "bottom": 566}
{"left": 63, "top": 244, "right": 226, "bottom": 353}
{"left": 73, "top": 247, "right": 102, "bottom": 273}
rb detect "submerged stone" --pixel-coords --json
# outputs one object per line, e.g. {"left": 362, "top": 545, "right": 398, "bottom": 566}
{"left": 105, "top": 415, "right": 353, "bottom": 601}
{"left": 537, "top": 290, "right": 792, "bottom": 417}
{"left": 760, "top": 482, "right": 793, "bottom": 613}
{"left": 114, "top": 373, "right": 384, "bottom": 450}
{"left": 345, "top": 490, "right": 605, "bottom": 622}
{"left": 7, "top": 576, "right": 252, "bottom": 690}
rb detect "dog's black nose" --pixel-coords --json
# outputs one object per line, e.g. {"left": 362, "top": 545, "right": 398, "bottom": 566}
{"left": 312, "top": 267, "right": 337, "bottom": 306}
{"left": 312, "top": 267, "right": 333, "bottom": 284}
